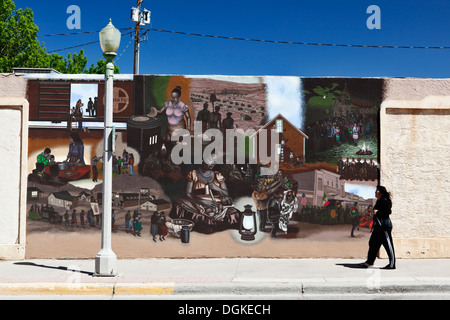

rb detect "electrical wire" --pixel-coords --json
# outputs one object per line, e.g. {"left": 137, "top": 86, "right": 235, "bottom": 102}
{"left": 47, "top": 31, "right": 135, "bottom": 54}
{"left": 38, "top": 27, "right": 134, "bottom": 38}
{"left": 148, "top": 28, "right": 450, "bottom": 50}
{"left": 114, "top": 33, "right": 135, "bottom": 63}
{"left": 47, "top": 40, "right": 100, "bottom": 53}
{"left": 44, "top": 26, "right": 450, "bottom": 54}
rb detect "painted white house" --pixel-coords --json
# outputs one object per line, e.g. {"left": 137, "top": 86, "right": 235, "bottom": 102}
{"left": 140, "top": 199, "right": 171, "bottom": 212}
{"left": 48, "top": 191, "right": 77, "bottom": 209}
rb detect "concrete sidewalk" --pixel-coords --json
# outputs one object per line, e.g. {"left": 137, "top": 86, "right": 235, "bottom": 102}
{"left": 0, "top": 258, "right": 449, "bottom": 299}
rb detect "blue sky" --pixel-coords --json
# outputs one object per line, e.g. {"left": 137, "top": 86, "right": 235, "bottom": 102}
{"left": 13, "top": 0, "right": 450, "bottom": 77}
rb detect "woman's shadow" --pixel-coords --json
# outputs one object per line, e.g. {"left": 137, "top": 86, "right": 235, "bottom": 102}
{"left": 335, "top": 263, "right": 370, "bottom": 269}
{"left": 14, "top": 261, "right": 94, "bottom": 276}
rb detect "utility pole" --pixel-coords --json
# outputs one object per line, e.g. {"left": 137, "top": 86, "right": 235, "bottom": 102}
{"left": 131, "top": 1, "right": 151, "bottom": 74}
{"left": 133, "top": 0, "right": 141, "bottom": 75}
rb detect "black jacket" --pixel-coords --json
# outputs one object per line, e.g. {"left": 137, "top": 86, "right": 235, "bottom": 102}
{"left": 373, "top": 197, "right": 392, "bottom": 230}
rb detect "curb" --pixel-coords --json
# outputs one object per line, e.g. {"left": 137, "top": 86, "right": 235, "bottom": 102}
{"left": 0, "top": 283, "right": 114, "bottom": 295}
{"left": 172, "top": 282, "right": 303, "bottom": 296}
{"left": 114, "top": 283, "right": 175, "bottom": 295}
{"left": 0, "top": 283, "right": 176, "bottom": 296}
{"left": 1, "top": 281, "right": 450, "bottom": 297}
{"left": 300, "top": 282, "right": 450, "bottom": 296}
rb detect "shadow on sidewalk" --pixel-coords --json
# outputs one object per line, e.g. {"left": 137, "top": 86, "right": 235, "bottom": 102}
{"left": 335, "top": 263, "right": 370, "bottom": 269}
{"left": 14, "top": 262, "right": 94, "bottom": 276}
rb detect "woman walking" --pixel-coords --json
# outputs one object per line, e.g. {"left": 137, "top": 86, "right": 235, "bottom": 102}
{"left": 360, "top": 186, "right": 396, "bottom": 269}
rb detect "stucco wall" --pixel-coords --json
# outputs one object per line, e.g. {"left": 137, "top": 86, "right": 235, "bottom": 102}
{"left": 0, "top": 98, "right": 29, "bottom": 260}
{"left": 0, "top": 74, "right": 27, "bottom": 98}
{"left": 0, "top": 75, "right": 28, "bottom": 259}
{"left": 381, "top": 79, "right": 450, "bottom": 258}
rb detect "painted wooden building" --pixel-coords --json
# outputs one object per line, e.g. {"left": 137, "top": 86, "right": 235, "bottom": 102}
{"left": 250, "top": 114, "right": 309, "bottom": 169}
{"left": 140, "top": 199, "right": 171, "bottom": 212}
{"left": 48, "top": 191, "right": 78, "bottom": 209}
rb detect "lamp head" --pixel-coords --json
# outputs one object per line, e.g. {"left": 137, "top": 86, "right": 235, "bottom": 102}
{"left": 99, "top": 19, "right": 121, "bottom": 57}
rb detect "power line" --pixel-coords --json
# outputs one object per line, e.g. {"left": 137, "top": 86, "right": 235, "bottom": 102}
{"left": 47, "top": 40, "right": 100, "bottom": 53}
{"left": 44, "top": 26, "right": 450, "bottom": 54}
{"left": 38, "top": 27, "right": 134, "bottom": 38}
{"left": 149, "top": 28, "right": 450, "bottom": 50}
{"left": 47, "top": 31, "right": 135, "bottom": 54}
{"left": 115, "top": 33, "right": 135, "bottom": 63}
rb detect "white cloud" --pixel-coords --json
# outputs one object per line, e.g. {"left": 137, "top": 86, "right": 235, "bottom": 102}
{"left": 345, "top": 182, "right": 377, "bottom": 200}
{"left": 70, "top": 84, "right": 98, "bottom": 116}
{"left": 264, "top": 76, "right": 304, "bottom": 129}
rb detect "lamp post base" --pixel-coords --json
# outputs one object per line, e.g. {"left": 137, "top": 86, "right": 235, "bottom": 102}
{"left": 94, "top": 249, "right": 117, "bottom": 277}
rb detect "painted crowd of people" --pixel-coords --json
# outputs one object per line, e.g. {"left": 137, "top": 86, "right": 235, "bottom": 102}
{"left": 297, "top": 202, "right": 375, "bottom": 238}
{"left": 63, "top": 208, "right": 101, "bottom": 227}
{"left": 92, "top": 149, "right": 136, "bottom": 182}
{"left": 337, "top": 157, "right": 379, "bottom": 181}
{"left": 305, "top": 113, "right": 376, "bottom": 154}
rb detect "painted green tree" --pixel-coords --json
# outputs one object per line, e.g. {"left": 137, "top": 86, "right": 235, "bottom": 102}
{"left": 303, "top": 83, "right": 344, "bottom": 124}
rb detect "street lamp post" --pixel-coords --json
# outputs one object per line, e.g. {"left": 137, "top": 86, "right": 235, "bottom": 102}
{"left": 95, "top": 19, "right": 121, "bottom": 277}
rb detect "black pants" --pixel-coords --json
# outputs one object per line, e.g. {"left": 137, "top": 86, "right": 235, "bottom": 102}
{"left": 367, "top": 228, "right": 396, "bottom": 268}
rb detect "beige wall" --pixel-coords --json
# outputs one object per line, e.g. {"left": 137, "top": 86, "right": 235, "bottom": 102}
{"left": 0, "top": 98, "right": 29, "bottom": 260}
{"left": 381, "top": 79, "right": 450, "bottom": 258}
{"left": 0, "top": 75, "right": 28, "bottom": 260}
{"left": 0, "top": 74, "right": 27, "bottom": 98}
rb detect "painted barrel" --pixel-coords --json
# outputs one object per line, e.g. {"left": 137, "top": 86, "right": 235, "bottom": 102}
{"left": 126, "top": 115, "right": 161, "bottom": 157}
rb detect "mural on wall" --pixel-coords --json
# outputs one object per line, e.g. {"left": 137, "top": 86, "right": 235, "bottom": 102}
{"left": 300, "top": 78, "right": 382, "bottom": 237}
{"left": 25, "top": 75, "right": 382, "bottom": 256}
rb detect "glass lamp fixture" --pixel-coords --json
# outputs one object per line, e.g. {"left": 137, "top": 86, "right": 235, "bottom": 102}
{"left": 99, "top": 19, "right": 121, "bottom": 57}
{"left": 239, "top": 205, "right": 257, "bottom": 241}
